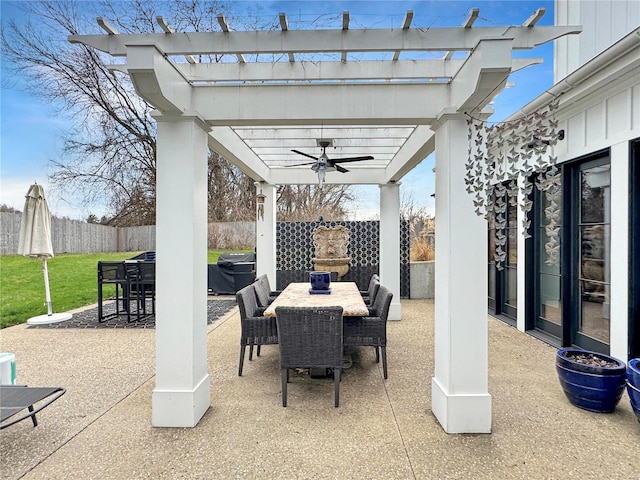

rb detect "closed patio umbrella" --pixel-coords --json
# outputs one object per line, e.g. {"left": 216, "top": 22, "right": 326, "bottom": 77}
{"left": 18, "top": 183, "right": 72, "bottom": 325}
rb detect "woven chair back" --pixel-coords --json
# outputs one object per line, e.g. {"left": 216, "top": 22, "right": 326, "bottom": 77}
{"left": 275, "top": 306, "right": 344, "bottom": 369}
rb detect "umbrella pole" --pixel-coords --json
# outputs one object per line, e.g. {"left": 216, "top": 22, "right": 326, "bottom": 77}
{"left": 41, "top": 256, "right": 53, "bottom": 316}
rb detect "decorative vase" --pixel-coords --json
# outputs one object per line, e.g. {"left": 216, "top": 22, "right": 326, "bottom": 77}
{"left": 309, "top": 271, "right": 331, "bottom": 292}
{"left": 627, "top": 358, "right": 640, "bottom": 423}
{"left": 555, "top": 348, "right": 626, "bottom": 413}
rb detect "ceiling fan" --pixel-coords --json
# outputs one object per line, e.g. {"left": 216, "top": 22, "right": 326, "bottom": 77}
{"left": 289, "top": 140, "right": 374, "bottom": 188}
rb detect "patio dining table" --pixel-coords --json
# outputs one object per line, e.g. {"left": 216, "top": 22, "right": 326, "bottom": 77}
{"left": 263, "top": 282, "right": 369, "bottom": 317}
{"left": 264, "top": 282, "right": 369, "bottom": 373}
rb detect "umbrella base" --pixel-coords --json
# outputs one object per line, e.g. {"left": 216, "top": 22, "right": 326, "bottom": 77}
{"left": 27, "top": 313, "right": 73, "bottom": 325}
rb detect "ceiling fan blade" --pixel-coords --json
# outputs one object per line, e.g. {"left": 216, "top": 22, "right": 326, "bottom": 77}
{"left": 286, "top": 161, "right": 317, "bottom": 167}
{"left": 335, "top": 164, "right": 349, "bottom": 173}
{"left": 291, "top": 149, "right": 319, "bottom": 161}
{"left": 332, "top": 155, "right": 375, "bottom": 164}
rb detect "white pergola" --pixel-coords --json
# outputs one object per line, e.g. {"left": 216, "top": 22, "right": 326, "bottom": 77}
{"left": 71, "top": 9, "right": 579, "bottom": 433}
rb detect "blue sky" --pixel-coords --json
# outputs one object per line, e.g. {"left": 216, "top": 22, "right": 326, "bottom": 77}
{"left": 0, "top": 0, "right": 555, "bottom": 220}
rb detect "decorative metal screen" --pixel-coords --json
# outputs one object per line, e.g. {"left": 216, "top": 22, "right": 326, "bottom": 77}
{"left": 276, "top": 220, "right": 410, "bottom": 297}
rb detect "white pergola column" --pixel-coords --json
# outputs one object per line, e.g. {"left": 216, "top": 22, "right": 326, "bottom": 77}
{"left": 255, "top": 183, "right": 277, "bottom": 287}
{"left": 152, "top": 113, "right": 210, "bottom": 427}
{"left": 431, "top": 113, "right": 491, "bottom": 433}
{"left": 609, "top": 141, "right": 629, "bottom": 362}
{"left": 516, "top": 174, "right": 527, "bottom": 332}
{"left": 379, "top": 182, "right": 402, "bottom": 321}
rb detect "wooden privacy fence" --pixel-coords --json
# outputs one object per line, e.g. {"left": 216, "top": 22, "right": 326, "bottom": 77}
{"left": 0, "top": 213, "right": 255, "bottom": 254}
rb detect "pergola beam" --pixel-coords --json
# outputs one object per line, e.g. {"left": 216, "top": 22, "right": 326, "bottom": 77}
{"left": 208, "top": 126, "right": 270, "bottom": 180}
{"left": 177, "top": 59, "right": 463, "bottom": 83}
{"left": 450, "top": 38, "right": 513, "bottom": 112}
{"left": 392, "top": 10, "right": 414, "bottom": 61}
{"left": 193, "top": 83, "right": 447, "bottom": 126}
{"left": 523, "top": 8, "right": 546, "bottom": 27}
{"left": 96, "top": 17, "right": 119, "bottom": 35}
{"left": 341, "top": 11, "right": 349, "bottom": 62}
{"left": 279, "top": 12, "right": 295, "bottom": 63}
{"left": 444, "top": 8, "right": 479, "bottom": 60}
{"left": 216, "top": 14, "right": 246, "bottom": 63}
{"left": 385, "top": 125, "right": 436, "bottom": 181}
{"left": 126, "top": 45, "right": 192, "bottom": 114}
{"left": 70, "top": 24, "right": 582, "bottom": 57}
{"left": 156, "top": 16, "right": 197, "bottom": 64}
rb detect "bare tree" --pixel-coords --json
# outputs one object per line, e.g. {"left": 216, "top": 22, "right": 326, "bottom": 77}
{"left": 2, "top": 0, "right": 352, "bottom": 226}
{"left": 277, "top": 185, "right": 354, "bottom": 222}
{"left": 401, "top": 191, "right": 435, "bottom": 261}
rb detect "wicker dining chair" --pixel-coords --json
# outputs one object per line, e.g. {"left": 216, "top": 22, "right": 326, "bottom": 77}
{"left": 235, "top": 284, "right": 278, "bottom": 376}
{"left": 275, "top": 306, "right": 344, "bottom": 407}
{"left": 360, "top": 273, "right": 380, "bottom": 306}
{"left": 344, "top": 284, "right": 393, "bottom": 379}
{"left": 253, "top": 274, "right": 281, "bottom": 308}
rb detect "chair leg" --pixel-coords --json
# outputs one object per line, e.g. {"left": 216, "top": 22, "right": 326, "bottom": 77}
{"left": 374, "top": 346, "right": 380, "bottom": 363}
{"left": 281, "top": 368, "right": 288, "bottom": 407}
{"left": 238, "top": 345, "right": 246, "bottom": 376}
{"left": 256, "top": 345, "right": 261, "bottom": 357}
{"left": 381, "top": 346, "right": 387, "bottom": 379}
{"left": 249, "top": 345, "right": 254, "bottom": 361}
{"left": 28, "top": 405, "right": 38, "bottom": 427}
{"left": 124, "top": 283, "right": 131, "bottom": 323}
{"left": 98, "top": 283, "right": 104, "bottom": 322}
{"left": 334, "top": 368, "right": 341, "bottom": 407}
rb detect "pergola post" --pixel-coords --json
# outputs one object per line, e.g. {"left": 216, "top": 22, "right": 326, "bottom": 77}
{"left": 152, "top": 113, "right": 210, "bottom": 427}
{"left": 431, "top": 113, "right": 491, "bottom": 433}
{"left": 379, "top": 182, "right": 402, "bottom": 320}
{"left": 255, "top": 183, "right": 277, "bottom": 287}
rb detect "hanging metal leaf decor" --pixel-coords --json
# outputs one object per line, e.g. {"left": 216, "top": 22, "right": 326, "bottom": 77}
{"left": 465, "top": 97, "right": 562, "bottom": 269}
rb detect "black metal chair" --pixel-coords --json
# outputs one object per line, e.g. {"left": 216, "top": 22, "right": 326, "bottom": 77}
{"left": 97, "top": 261, "right": 133, "bottom": 322}
{"left": 344, "top": 284, "right": 393, "bottom": 379}
{"left": 130, "top": 261, "right": 155, "bottom": 322}
{"left": 275, "top": 306, "right": 344, "bottom": 407}
{"left": 235, "top": 284, "right": 278, "bottom": 376}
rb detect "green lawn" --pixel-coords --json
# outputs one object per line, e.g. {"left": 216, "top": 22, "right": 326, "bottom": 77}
{"left": 0, "top": 250, "right": 248, "bottom": 329}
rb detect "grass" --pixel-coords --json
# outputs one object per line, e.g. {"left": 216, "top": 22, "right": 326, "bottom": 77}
{"left": 0, "top": 250, "right": 249, "bottom": 329}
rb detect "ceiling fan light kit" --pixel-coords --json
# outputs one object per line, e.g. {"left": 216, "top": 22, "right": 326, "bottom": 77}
{"left": 289, "top": 139, "right": 374, "bottom": 188}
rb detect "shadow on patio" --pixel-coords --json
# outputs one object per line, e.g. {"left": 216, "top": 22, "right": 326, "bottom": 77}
{"left": 1, "top": 299, "right": 637, "bottom": 479}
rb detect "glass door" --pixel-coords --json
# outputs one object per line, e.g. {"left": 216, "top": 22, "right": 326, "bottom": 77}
{"left": 502, "top": 199, "right": 518, "bottom": 319}
{"left": 629, "top": 139, "right": 640, "bottom": 358}
{"left": 487, "top": 183, "right": 517, "bottom": 323}
{"left": 571, "top": 158, "right": 611, "bottom": 353}
{"left": 488, "top": 214, "right": 496, "bottom": 311}
{"left": 534, "top": 180, "right": 563, "bottom": 339}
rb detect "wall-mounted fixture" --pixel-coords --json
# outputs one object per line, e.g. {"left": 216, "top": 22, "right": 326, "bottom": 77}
{"left": 525, "top": 129, "right": 565, "bottom": 149}
{"left": 255, "top": 182, "right": 266, "bottom": 220}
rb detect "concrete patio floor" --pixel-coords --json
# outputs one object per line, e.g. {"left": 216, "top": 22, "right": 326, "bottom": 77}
{"left": 1, "top": 299, "right": 638, "bottom": 480}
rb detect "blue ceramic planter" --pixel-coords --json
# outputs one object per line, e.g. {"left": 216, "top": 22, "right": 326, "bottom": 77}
{"left": 555, "top": 348, "right": 626, "bottom": 413}
{"left": 627, "top": 358, "right": 640, "bottom": 422}
{"left": 627, "top": 358, "right": 640, "bottom": 387}
{"left": 309, "top": 271, "right": 331, "bottom": 292}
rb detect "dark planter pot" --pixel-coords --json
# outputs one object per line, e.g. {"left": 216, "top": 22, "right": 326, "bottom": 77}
{"left": 555, "top": 348, "right": 626, "bottom": 413}
{"left": 309, "top": 271, "right": 331, "bottom": 292}
{"left": 627, "top": 358, "right": 640, "bottom": 422}
{"left": 627, "top": 358, "right": 640, "bottom": 386}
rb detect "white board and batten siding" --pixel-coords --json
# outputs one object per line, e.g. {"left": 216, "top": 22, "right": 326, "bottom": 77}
{"left": 555, "top": 0, "right": 640, "bottom": 81}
